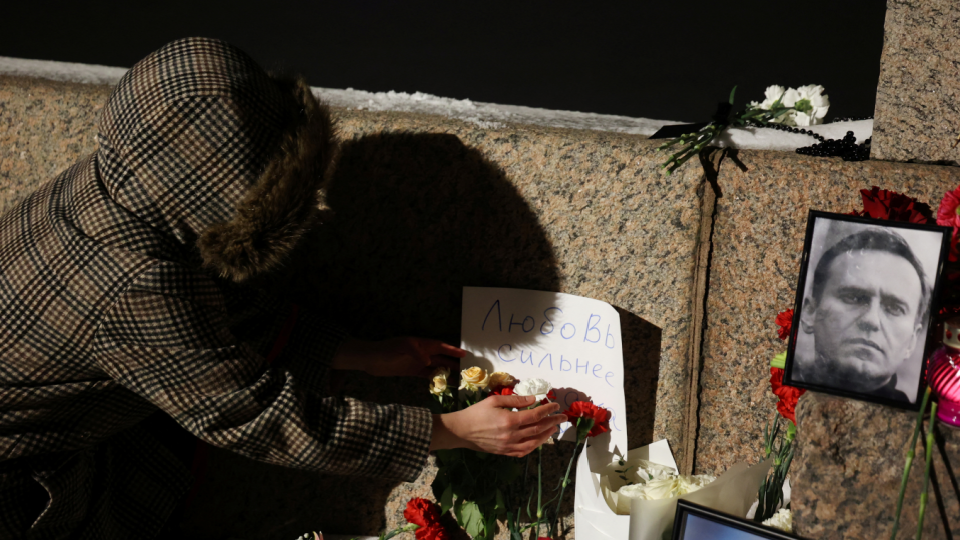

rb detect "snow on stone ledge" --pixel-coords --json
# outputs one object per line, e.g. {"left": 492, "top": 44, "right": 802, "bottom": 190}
{"left": 713, "top": 120, "right": 874, "bottom": 151}
{"left": 0, "top": 56, "right": 128, "bottom": 86}
{"left": 0, "top": 56, "right": 681, "bottom": 136}
{"left": 0, "top": 55, "right": 873, "bottom": 147}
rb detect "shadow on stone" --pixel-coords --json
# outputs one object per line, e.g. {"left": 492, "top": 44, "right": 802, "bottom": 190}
{"left": 176, "top": 133, "right": 666, "bottom": 540}
{"left": 179, "top": 132, "right": 564, "bottom": 539}
{"left": 615, "top": 307, "right": 661, "bottom": 451}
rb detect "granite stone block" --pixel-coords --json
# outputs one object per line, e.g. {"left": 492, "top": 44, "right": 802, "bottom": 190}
{"left": 695, "top": 148, "right": 960, "bottom": 478}
{"left": 179, "top": 114, "right": 711, "bottom": 540}
{"left": 0, "top": 75, "right": 112, "bottom": 213}
{"left": 871, "top": 0, "right": 960, "bottom": 165}
{"left": 792, "top": 391, "right": 960, "bottom": 539}
{"left": 0, "top": 75, "right": 713, "bottom": 539}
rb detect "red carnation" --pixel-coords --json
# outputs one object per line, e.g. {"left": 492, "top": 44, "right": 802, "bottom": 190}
{"left": 938, "top": 185, "right": 960, "bottom": 230}
{"left": 938, "top": 188, "right": 960, "bottom": 263}
{"left": 770, "top": 367, "right": 784, "bottom": 394}
{"left": 404, "top": 498, "right": 441, "bottom": 528}
{"left": 858, "top": 186, "right": 931, "bottom": 224}
{"left": 770, "top": 367, "right": 806, "bottom": 424}
{"left": 774, "top": 309, "right": 793, "bottom": 341}
{"left": 488, "top": 386, "right": 515, "bottom": 397}
{"left": 415, "top": 523, "right": 450, "bottom": 540}
{"left": 566, "top": 401, "right": 611, "bottom": 438}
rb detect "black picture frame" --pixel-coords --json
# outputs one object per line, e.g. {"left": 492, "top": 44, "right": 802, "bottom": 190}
{"left": 673, "top": 500, "right": 803, "bottom": 540}
{"left": 783, "top": 210, "right": 951, "bottom": 411}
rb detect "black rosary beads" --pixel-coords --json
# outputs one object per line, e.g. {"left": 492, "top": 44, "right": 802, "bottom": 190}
{"left": 796, "top": 131, "right": 871, "bottom": 161}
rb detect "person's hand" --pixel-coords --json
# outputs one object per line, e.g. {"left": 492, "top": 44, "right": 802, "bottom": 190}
{"left": 430, "top": 395, "right": 567, "bottom": 457}
{"left": 331, "top": 336, "right": 466, "bottom": 378}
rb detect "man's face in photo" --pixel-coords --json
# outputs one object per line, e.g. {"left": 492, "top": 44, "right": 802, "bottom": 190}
{"left": 803, "top": 249, "right": 923, "bottom": 392}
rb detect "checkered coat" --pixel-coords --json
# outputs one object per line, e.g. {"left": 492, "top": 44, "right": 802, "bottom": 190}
{"left": 0, "top": 37, "right": 432, "bottom": 539}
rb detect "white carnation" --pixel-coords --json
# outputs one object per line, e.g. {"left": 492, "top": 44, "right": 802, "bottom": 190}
{"left": 750, "top": 84, "right": 829, "bottom": 126}
{"left": 762, "top": 508, "right": 793, "bottom": 533}
{"left": 513, "top": 378, "right": 553, "bottom": 401}
{"left": 793, "top": 84, "right": 829, "bottom": 125}
{"left": 759, "top": 85, "right": 787, "bottom": 109}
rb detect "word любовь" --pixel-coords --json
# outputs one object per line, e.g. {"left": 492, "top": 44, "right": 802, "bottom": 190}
{"left": 481, "top": 300, "right": 618, "bottom": 388}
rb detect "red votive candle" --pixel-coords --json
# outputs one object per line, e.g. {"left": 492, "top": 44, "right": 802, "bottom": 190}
{"left": 929, "top": 318, "right": 960, "bottom": 427}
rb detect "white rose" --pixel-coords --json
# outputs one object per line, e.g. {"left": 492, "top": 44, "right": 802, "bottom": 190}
{"left": 676, "top": 473, "right": 716, "bottom": 495}
{"left": 513, "top": 378, "right": 553, "bottom": 401}
{"left": 459, "top": 366, "right": 490, "bottom": 392}
{"left": 762, "top": 509, "right": 793, "bottom": 533}
{"left": 487, "top": 371, "right": 516, "bottom": 390}
{"left": 616, "top": 473, "right": 716, "bottom": 501}
{"left": 634, "top": 462, "right": 678, "bottom": 483}
{"left": 616, "top": 482, "right": 657, "bottom": 501}
{"left": 429, "top": 367, "right": 450, "bottom": 397}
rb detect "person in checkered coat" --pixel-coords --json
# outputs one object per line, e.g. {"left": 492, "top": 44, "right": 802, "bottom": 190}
{"left": 0, "top": 38, "right": 565, "bottom": 539}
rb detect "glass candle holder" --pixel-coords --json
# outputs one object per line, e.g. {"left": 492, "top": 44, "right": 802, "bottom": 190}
{"left": 929, "top": 318, "right": 960, "bottom": 427}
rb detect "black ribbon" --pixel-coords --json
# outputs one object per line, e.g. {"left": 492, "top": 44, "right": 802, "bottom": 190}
{"left": 649, "top": 101, "right": 734, "bottom": 140}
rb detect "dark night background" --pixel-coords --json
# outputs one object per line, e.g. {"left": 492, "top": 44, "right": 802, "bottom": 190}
{"left": 0, "top": 0, "right": 887, "bottom": 123}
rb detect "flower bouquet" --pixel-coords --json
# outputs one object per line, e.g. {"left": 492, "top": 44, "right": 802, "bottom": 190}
{"left": 573, "top": 437, "right": 772, "bottom": 540}
{"left": 429, "top": 367, "right": 611, "bottom": 540}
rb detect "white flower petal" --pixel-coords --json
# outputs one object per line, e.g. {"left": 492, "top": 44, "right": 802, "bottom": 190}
{"left": 764, "top": 85, "right": 786, "bottom": 102}
{"left": 781, "top": 88, "right": 800, "bottom": 108}
{"left": 762, "top": 509, "right": 793, "bottom": 533}
{"left": 513, "top": 378, "right": 552, "bottom": 401}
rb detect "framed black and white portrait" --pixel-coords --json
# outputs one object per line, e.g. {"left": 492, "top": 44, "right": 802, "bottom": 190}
{"left": 784, "top": 210, "right": 951, "bottom": 410}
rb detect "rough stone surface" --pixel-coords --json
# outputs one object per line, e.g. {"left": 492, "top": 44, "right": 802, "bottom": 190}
{"left": 792, "top": 391, "right": 960, "bottom": 539}
{"left": 871, "top": 0, "right": 960, "bottom": 166}
{"left": 0, "top": 76, "right": 112, "bottom": 212}
{"left": 0, "top": 75, "right": 711, "bottom": 539}
{"left": 695, "top": 148, "right": 960, "bottom": 477}
{"left": 179, "top": 114, "right": 710, "bottom": 540}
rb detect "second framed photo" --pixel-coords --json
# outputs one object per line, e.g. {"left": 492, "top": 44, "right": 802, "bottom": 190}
{"left": 784, "top": 210, "right": 951, "bottom": 410}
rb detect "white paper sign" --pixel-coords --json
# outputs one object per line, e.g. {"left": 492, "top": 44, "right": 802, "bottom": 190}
{"left": 460, "top": 286, "right": 628, "bottom": 456}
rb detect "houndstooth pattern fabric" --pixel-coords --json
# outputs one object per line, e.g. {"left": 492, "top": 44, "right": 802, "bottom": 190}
{"left": 0, "top": 37, "right": 432, "bottom": 539}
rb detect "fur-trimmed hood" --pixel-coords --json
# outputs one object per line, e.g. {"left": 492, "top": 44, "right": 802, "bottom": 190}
{"left": 96, "top": 37, "right": 335, "bottom": 282}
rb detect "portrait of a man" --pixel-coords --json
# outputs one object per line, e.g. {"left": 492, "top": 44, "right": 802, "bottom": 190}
{"left": 787, "top": 213, "right": 949, "bottom": 407}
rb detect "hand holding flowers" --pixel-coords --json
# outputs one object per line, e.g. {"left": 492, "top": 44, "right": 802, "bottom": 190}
{"left": 430, "top": 394, "right": 565, "bottom": 456}
{"left": 429, "top": 366, "right": 611, "bottom": 540}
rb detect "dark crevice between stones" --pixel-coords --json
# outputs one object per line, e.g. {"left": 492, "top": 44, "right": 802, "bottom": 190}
{"left": 683, "top": 148, "right": 723, "bottom": 475}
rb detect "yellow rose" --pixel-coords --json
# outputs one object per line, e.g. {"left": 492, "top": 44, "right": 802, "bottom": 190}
{"left": 459, "top": 366, "right": 490, "bottom": 392}
{"left": 487, "top": 371, "right": 515, "bottom": 390}
{"left": 429, "top": 367, "right": 450, "bottom": 397}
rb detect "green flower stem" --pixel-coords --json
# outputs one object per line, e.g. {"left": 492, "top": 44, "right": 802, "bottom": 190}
{"left": 537, "top": 445, "right": 543, "bottom": 537}
{"left": 917, "top": 401, "right": 938, "bottom": 539}
{"left": 891, "top": 386, "right": 932, "bottom": 540}
{"left": 383, "top": 522, "right": 418, "bottom": 540}
{"left": 656, "top": 137, "right": 682, "bottom": 151}
{"left": 550, "top": 436, "right": 584, "bottom": 538}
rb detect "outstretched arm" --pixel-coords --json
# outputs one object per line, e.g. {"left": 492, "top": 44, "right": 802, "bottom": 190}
{"left": 95, "top": 263, "right": 432, "bottom": 481}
